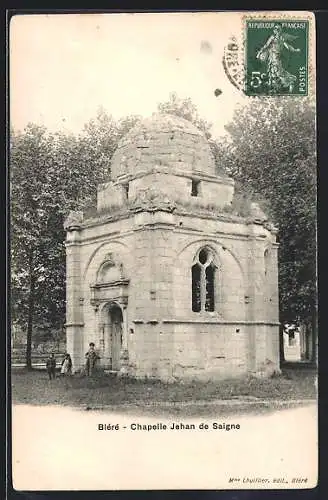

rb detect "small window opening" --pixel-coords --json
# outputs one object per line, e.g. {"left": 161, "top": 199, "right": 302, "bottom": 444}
{"left": 191, "top": 180, "right": 200, "bottom": 197}
{"left": 124, "top": 184, "right": 129, "bottom": 199}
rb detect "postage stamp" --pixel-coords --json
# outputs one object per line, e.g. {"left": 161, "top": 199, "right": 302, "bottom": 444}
{"left": 245, "top": 20, "right": 309, "bottom": 96}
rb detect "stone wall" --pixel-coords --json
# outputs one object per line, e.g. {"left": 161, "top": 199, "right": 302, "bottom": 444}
{"left": 66, "top": 206, "right": 279, "bottom": 378}
{"left": 172, "top": 322, "right": 247, "bottom": 380}
{"left": 97, "top": 181, "right": 127, "bottom": 212}
{"left": 125, "top": 321, "right": 250, "bottom": 381}
{"left": 128, "top": 171, "right": 234, "bottom": 210}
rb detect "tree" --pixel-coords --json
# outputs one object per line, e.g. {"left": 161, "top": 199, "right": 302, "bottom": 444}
{"left": 221, "top": 97, "right": 317, "bottom": 362}
{"left": 78, "top": 108, "right": 141, "bottom": 199}
{"left": 11, "top": 125, "right": 58, "bottom": 367}
{"left": 10, "top": 110, "right": 140, "bottom": 368}
{"left": 157, "top": 92, "right": 212, "bottom": 138}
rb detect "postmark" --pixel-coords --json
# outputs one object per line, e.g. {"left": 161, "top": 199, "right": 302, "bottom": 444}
{"left": 222, "top": 36, "right": 244, "bottom": 92}
{"left": 245, "top": 20, "right": 309, "bottom": 96}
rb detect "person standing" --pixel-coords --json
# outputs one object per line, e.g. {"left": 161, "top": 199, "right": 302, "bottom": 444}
{"left": 46, "top": 353, "right": 56, "bottom": 380}
{"left": 85, "top": 343, "right": 100, "bottom": 376}
{"left": 60, "top": 353, "right": 72, "bottom": 376}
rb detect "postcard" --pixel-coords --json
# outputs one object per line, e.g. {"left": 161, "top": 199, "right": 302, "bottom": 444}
{"left": 10, "top": 11, "right": 317, "bottom": 491}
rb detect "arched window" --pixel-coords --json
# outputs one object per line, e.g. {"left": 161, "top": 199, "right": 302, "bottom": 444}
{"left": 192, "top": 264, "right": 201, "bottom": 312}
{"left": 205, "top": 264, "right": 215, "bottom": 311}
{"left": 192, "top": 247, "right": 216, "bottom": 312}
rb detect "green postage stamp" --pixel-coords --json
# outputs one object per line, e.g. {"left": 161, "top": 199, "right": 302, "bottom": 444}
{"left": 245, "top": 20, "right": 309, "bottom": 96}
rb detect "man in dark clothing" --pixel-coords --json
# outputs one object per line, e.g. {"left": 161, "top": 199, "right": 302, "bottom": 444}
{"left": 46, "top": 353, "right": 56, "bottom": 380}
{"left": 85, "top": 343, "right": 99, "bottom": 376}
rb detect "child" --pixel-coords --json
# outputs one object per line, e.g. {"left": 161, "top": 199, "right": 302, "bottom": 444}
{"left": 60, "top": 353, "right": 72, "bottom": 376}
{"left": 46, "top": 353, "right": 56, "bottom": 380}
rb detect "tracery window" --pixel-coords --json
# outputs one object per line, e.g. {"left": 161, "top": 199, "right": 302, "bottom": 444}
{"left": 192, "top": 248, "right": 216, "bottom": 312}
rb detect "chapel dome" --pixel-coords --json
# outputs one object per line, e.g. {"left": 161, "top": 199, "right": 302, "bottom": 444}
{"left": 110, "top": 113, "right": 216, "bottom": 180}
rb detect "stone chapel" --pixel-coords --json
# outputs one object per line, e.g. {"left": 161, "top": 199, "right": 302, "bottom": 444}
{"left": 64, "top": 113, "right": 280, "bottom": 381}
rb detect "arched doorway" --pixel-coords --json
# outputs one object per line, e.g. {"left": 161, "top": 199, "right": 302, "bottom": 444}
{"left": 110, "top": 304, "right": 123, "bottom": 370}
{"left": 101, "top": 303, "right": 123, "bottom": 371}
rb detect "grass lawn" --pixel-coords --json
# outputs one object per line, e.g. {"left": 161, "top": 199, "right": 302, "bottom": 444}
{"left": 11, "top": 367, "right": 317, "bottom": 410}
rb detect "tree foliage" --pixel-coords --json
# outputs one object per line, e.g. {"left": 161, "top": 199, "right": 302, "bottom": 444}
{"left": 157, "top": 92, "right": 212, "bottom": 138}
{"left": 10, "top": 110, "right": 139, "bottom": 366}
{"left": 221, "top": 96, "right": 316, "bottom": 325}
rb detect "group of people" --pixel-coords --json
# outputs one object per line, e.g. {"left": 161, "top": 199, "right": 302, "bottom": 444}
{"left": 46, "top": 353, "right": 72, "bottom": 380}
{"left": 45, "top": 343, "right": 100, "bottom": 379}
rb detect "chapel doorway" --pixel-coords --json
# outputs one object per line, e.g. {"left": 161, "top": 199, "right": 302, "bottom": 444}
{"left": 108, "top": 304, "right": 123, "bottom": 371}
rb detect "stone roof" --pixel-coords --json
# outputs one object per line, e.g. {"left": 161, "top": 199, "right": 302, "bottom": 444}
{"left": 110, "top": 113, "right": 217, "bottom": 180}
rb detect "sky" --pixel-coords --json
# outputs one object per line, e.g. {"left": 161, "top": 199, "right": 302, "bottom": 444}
{"left": 10, "top": 13, "right": 247, "bottom": 139}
